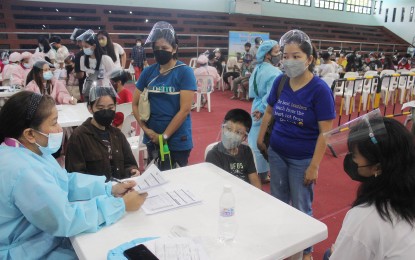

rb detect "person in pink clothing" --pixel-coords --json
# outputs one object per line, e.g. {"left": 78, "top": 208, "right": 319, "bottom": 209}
{"left": 193, "top": 54, "right": 220, "bottom": 108}
{"left": 2, "top": 52, "right": 25, "bottom": 87}
{"left": 20, "top": 51, "right": 33, "bottom": 82}
{"left": 25, "top": 60, "right": 77, "bottom": 105}
{"left": 193, "top": 54, "right": 220, "bottom": 86}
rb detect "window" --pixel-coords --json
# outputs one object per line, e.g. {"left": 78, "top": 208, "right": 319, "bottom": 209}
{"left": 410, "top": 7, "right": 414, "bottom": 22}
{"left": 401, "top": 7, "right": 405, "bottom": 22}
{"left": 373, "top": 0, "right": 377, "bottom": 14}
{"left": 379, "top": 0, "right": 383, "bottom": 14}
{"left": 346, "top": 0, "right": 373, "bottom": 14}
{"left": 315, "top": 0, "right": 344, "bottom": 11}
{"left": 392, "top": 7, "right": 396, "bottom": 22}
{"left": 385, "top": 8, "right": 388, "bottom": 22}
{"left": 274, "top": 0, "right": 311, "bottom": 6}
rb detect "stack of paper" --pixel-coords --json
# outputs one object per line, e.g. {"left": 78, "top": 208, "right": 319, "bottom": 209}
{"left": 125, "top": 165, "right": 202, "bottom": 215}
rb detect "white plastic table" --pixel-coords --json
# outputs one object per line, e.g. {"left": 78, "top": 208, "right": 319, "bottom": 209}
{"left": 70, "top": 163, "right": 327, "bottom": 260}
{"left": 57, "top": 103, "right": 91, "bottom": 127}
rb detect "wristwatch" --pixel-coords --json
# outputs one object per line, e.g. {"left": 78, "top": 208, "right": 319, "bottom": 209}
{"left": 162, "top": 133, "right": 169, "bottom": 140}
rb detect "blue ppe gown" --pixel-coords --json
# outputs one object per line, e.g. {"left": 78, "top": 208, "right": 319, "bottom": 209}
{"left": 0, "top": 145, "right": 125, "bottom": 259}
{"left": 248, "top": 62, "right": 282, "bottom": 173}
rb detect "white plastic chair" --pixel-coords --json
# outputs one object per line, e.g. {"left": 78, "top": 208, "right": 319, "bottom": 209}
{"left": 361, "top": 71, "right": 379, "bottom": 111}
{"left": 397, "top": 70, "right": 413, "bottom": 104}
{"left": 116, "top": 102, "right": 133, "bottom": 135}
{"left": 127, "top": 122, "right": 148, "bottom": 167}
{"left": 396, "top": 69, "right": 410, "bottom": 74}
{"left": 322, "top": 76, "right": 335, "bottom": 89}
{"left": 116, "top": 103, "right": 148, "bottom": 166}
{"left": 204, "top": 141, "right": 219, "bottom": 160}
{"left": 189, "top": 58, "right": 197, "bottom": 69}
{"left": 341, "top": 72, "right": 360, "bottom": 115}
{"left": 380, "top": 69, "right": 399, "bottom": 105}
{"left": 195, "top": 75, "right": 214, "bottom": 112}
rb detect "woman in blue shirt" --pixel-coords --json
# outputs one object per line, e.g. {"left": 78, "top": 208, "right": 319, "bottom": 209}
{"left": 257, "top": 30, "right": 335, "bottom": 260}
{"left": 0, "top": 91, "right": 147, "bottom": 259}
{"left": 132, "top": 21, "right": 196, "bottom": 170}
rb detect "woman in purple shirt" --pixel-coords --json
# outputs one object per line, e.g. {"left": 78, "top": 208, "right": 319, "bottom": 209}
{"left": 257, "top": 30, "right": 335, "bottom": 260}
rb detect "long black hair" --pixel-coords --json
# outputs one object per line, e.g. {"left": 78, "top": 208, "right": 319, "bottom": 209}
{"left": 0, "top": 91, "right": 55, "bottom": 143}
{"left": 97, "top": 30, "right": 117, "bottom": 63}
{"left": 26, "top": 63, "right": 52, "bottom": 94}
{"left": 348, "top": 117, "right": 415, "bottom": 225}
{"left": 84, "top": 34, "right": 104, "bottom": 71}
{"left": 37, "top": 36, "right": 51, "bottom": 54}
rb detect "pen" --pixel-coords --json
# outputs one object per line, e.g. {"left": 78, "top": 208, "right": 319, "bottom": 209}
{"left": 110, "top": 177, "right": 124, "bottom": 183}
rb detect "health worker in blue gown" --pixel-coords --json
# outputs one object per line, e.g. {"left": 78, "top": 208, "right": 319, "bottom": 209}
{"left": 0, "top": 91, "right": 147, "bottom": 259}
{"left": 248, "top": 40, "right": 282, "bottom": 181}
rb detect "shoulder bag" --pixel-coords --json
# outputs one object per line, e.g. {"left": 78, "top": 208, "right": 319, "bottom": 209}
{"left": 260, "top": 74, "right": 287, "bottom": 161}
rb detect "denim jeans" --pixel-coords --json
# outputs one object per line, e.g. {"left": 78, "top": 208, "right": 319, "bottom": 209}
{"left": 146, "top": 142, "right": 191, "bottom": 171}
{"left": 268, "top": 147, "right": 314, "bottom": 254}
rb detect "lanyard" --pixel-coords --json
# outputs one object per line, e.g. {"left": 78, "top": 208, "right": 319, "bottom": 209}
{"left": 158, "top": 135, "right": 172, "bottom": 169}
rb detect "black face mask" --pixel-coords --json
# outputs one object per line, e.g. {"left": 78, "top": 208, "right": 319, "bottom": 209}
{"left": 343, "top": 153, "right": 373, "bottom": 182}
{"left": 93, "top": 109, "right": 115, "bottom": 127}
{"left": 270, "top": 55, "right": 281, "bottom": 66}
{"left": 154, "top": 50, "right": 173, "bottom": 65}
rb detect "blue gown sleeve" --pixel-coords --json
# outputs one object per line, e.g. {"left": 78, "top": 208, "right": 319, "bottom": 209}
{"left": 259, "top": 68, "right": 282, "bottom": 114}
{"left": 66, "top": 172, "right": 109, "bottom": 201}
{"left": 12, "top": 166, "right": 125, "bottom": 237}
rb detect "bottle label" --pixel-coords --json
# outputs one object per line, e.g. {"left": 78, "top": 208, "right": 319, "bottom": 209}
{"left": 220, "top": 207, "right": 235, "bottom": 217}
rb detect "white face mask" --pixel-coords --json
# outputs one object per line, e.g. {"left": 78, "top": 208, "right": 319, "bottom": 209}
{"left": 282, "top": 59, "right": 309, "bottom": 78}
{"left": 23, "top": 63, "right": 31, "bottom": 69}
{"left": 39, "top": 45, "right": 44, "bottom": 51}
{"left": 222, "top": 129, "right": 243, "bottom": 150}
{"left": 136, "top": 42, "right": 141, "bottom": 46}
{"left": 370, "top": 57, "right": 375, "bottom": 61}
{"left": 34, "top": 130, "right": 63, "bottom": 155}
{"left": 83, "top": 47, "right": 94, "bottom": 56}
{"left": 43, "top": 71, "right": 53, "bottom": 80}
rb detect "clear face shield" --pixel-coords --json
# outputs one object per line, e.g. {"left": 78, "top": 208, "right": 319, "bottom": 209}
{"left": 76, "top": 29, "right": 96, "bottom": 42}
{"left": 217, "top": 121, "right": 248, "bottom": 155}
{"left": 323, "top": 109, "right": 386, "bottom": 158}
{"left": 279, "top": 29, "right": 312, "bottom": 49}
{"left": 70, "top": 28, "right": 81, "bottom": 41}
{"left": 88, "top": 85, "right": 119, "bottom": 103}
{"left": 144, "top": 21, "right": 176, "bottom": 46}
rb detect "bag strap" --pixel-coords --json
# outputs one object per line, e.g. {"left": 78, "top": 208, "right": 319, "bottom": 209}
{"left": 276, "top": 74, "right": 287, "bottom": 101}
{"left": 147, "top": 63, "right": 186, "bottom": 87}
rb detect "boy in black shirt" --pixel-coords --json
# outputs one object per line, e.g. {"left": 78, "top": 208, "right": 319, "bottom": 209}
{"left": 206, "top": 109, "right": 262, "bottom": 189}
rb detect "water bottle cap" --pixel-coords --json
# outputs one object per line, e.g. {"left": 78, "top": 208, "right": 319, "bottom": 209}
{"left": 223, "top": 184, "right": 232, "bottom": 191}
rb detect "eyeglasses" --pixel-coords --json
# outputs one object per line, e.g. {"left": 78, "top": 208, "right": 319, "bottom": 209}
{"left": 222, "top": 124, "right": 247, "bottom": 137}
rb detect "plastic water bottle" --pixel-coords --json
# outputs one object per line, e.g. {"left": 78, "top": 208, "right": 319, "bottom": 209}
{"left": 218, "top": 185, "right": 237, "bottom": 243}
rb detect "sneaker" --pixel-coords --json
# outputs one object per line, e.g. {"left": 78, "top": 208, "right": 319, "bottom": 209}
{"left": 230, "top": 96, "right": 237, "bottom": 100}
{"left": 191, "top": 103, "right": 197, "bottom": 110}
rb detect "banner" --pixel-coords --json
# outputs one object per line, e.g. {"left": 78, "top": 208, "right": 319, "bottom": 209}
{"left": 228, "top": 31, "right": 270, "bottom": 58}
